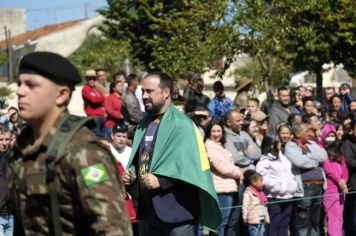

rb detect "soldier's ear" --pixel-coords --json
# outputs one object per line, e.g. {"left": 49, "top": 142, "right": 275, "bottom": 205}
{"left": 55, "top": 86, "right": 71, "bottom": 107}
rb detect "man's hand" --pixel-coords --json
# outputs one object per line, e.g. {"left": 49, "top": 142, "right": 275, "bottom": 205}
{"left": 8, "top": 109, "right": 16, "bottom": 118}
{"left": 122, "top": 169, "right": 136, "bottom": 186}
{"left": 141, "top": 173, "right": 160, "bottom": 189}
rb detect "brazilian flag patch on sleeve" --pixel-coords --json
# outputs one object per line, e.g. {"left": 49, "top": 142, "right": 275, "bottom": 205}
{"left": 81, "top": 163, "right": 109, "bottom": 187}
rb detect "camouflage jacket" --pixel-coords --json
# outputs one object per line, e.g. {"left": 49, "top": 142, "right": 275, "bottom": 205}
{"left": 8, "top": 111, "right": 132, "bottom": 236}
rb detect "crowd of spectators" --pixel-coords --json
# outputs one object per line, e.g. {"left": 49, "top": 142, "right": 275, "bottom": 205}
{"left": 2, "top": 69, "right": 356, "bottom": 236}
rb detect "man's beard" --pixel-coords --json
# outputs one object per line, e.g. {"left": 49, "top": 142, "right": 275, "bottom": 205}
{"left": 281, "top": 101, "right": 289, "bottom": 108}
{"left": 144, "top": 99, "right": 165, "bottom": 115}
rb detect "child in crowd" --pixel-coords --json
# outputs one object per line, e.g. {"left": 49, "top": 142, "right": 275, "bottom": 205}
{"left": 256, "top": 136, "right": 297, "bottom": 236}
{"left": 321, "top": 124, "right": 348, "bottom": 236}
{"left": 242, "top": 170, "right": 269, "bottom": 236}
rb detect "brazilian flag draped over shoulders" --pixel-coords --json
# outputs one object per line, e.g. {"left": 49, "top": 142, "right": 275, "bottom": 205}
{"left": 127, "top": 104, "right": 221, "bottom": 231}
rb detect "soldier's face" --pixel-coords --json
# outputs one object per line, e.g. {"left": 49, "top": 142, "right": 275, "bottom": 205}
{"left": 111, "top": 132, "right": 128, "bottom": 150}
{"left": 0, "top": 131, "right": 10, "bottom": 153}
{"left": 142, "top": 76, "right": 170, "bottom": 115}
{"left": 17, "top": 74, "right": 60, "bottom": 123}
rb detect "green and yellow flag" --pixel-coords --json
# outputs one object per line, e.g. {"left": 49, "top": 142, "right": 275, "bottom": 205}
{"left": 81, "top": 163, "right": 109, "bottom": 187}
{"left": 128, "top": 104, "right": 221, "bottom": 231}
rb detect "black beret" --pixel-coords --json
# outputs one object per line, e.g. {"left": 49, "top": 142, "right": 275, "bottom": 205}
{"left": 18, "top": 52, "right": 81, "bottom": 89}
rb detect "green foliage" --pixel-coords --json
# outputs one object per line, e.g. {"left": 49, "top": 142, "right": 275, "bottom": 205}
{"left": 0, "top": 50, "right": 8, "bottom": 65}
{"left": 234, "top": 0, "right": 356, "bottom": 92}
{"left": 98, "top": 0, "right": 238, "bottom": 79}
{"left": 0, "top": 86, "right": 12, "bottom": 97}
{"left": 70, "top": 34, "right": 141, "bottom": 80}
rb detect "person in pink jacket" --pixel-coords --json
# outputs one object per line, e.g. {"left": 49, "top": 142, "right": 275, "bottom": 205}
{"left": 205, "top": 120, "right": 243, "bottom": 236}
{"left": 242, "top": 170, "right": 270, "bottom": 236}
{"left": 321, "top": 124, "right": 349, "bottom": 236}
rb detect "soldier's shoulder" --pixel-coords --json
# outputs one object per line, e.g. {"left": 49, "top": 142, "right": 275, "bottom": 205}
{"left": 68, "top": 126, "right": 109, "bottom": 152}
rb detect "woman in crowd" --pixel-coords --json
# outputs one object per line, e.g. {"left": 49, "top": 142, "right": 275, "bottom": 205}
{"left": 277, "top": 124, "right": 292, "bottom": 153}
{"left": 256, "top": 136, "right": 297, "bottom": 236}
{"left": 205, "top": 120, "right": 243, "bottom": 236}
{"left": 320, "top": 124, "right": 348, "bottom": 236}
{"left": 250, "top": 111, "right": 269, "bottom": 147}
{"left": 242, "top": 117, "right": 259, "bottom": 146}
{"left": 104, "top": 79, "right": 124, "bottom": 141}
{"left": 290, "top": 87, "right": 303, "bottom": 114}
{"left": 330, "top": 94, "right": 346, "bottom": 123}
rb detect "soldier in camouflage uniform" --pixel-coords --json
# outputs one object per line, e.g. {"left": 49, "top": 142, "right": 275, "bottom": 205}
{"left": 8, "top": 52, "right": 132, "bottom": 235}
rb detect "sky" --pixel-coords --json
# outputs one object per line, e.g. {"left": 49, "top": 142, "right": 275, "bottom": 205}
{"left": 0, "top": 0, "right": 108, "bottom": 31}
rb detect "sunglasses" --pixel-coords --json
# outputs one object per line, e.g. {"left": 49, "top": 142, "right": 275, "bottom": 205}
{"left": 86, "top": 76, "right": 96, "bottom": 81}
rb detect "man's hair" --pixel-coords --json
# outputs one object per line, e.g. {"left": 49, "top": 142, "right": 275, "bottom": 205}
{"left": 112, "top": 122, "right": 128, "bottom": 134}
{"left": 112, "top": 71, "right": 126, "bottom": 82}
{"left": 213, "top": 81, "right": 224, "bottom": 93}
{"left": 0, "top": 124, "right": 10, "bottom": 134}
{"left": 287, "top": 113, "right": 302, "bottom": 127}
{"left": 126, "top": 73, "right": 138, "bottom": 86}
{"left": 248, "top": 97, "right": 260, "bottom": 106}
{"left": 302, "top": 96, "right": 314, "bottom": 107}
{"left": 8, "top": 106, "right": 19, "bottom": 113}
{"left": 302, "top": 113, "right": 317, "bottom": 124}
{"left": 196, "top": 78, "right": 204, "bottom": 87}
{"left": 224, "top": 109, "right": 241, "bottom": 126}
{"left": 145, "top": 72, "right": 174, "bottom": 97}
{"left": 277, "top": 86, "right": 289, "bottom": 95}
{"left": 95, "top": 68, "right": 105, "bottom": 73}
{"left": 291, "top": 122, "right": 308, "bottom": 136}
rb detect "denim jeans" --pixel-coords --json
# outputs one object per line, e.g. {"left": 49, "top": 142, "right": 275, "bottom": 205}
{"left": 344, "top": 192, "right": 356, "bottom": 236}
{"left": 247, "top": 223, "right": 265, "bottom": 236}
{"left": 226, "top": 184, "right": 245, "bottom": 236}
{"left": 0, "top": 214, "right": 13, "bottom": 236}
{"left": 104, "top": 127, "right": 113, "bottom": 142}
{"left": 291, "top": 183, "right": 322, "bottom": 236}
{"left": 217, "top": 193, "right": 234, "bottom": 236}
{"left": 92, "top": 117, "right": 106, "bottom": 137}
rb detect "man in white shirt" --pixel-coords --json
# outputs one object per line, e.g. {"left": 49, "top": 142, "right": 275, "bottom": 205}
{"left": 110, "top": 122, "right": 132, "bottom": 168}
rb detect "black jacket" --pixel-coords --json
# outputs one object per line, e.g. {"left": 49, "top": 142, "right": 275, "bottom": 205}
{"left": 341, "top": 134, "right": 356, "bottom": 190}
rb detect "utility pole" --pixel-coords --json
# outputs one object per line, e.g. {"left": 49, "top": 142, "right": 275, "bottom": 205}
{"left": 4, "top": 26, "right": 13, "bottom": 82}
{"left": 84, "top": 3, "right": 88, "bottom": 19}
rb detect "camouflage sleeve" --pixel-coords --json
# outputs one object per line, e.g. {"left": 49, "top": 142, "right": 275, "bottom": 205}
{"left": 63, "top": 136, "right": 132, "bottom": 236}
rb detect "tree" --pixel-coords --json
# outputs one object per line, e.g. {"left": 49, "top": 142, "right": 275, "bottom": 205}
{"left": 98, "top": 0, "right": 238, "bottom": 79}
{"left": 234, "top": 0, "right": 355, "bottom": 99}
{"left": 70, "top": 34, "right": 141, "bottom": 80}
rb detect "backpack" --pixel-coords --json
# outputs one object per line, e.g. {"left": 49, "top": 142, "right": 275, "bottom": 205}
{"left": 45, "top": 114, "right": 95, "bottom": 236}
